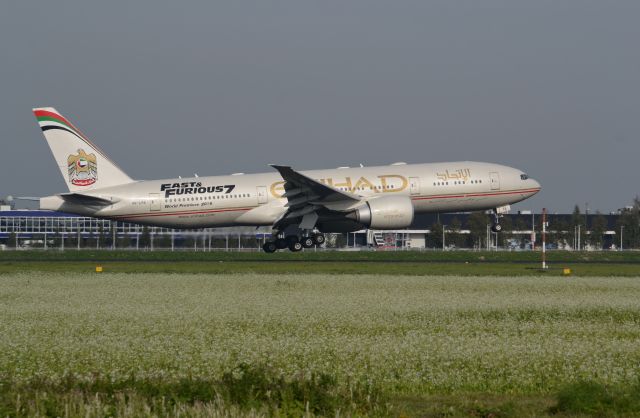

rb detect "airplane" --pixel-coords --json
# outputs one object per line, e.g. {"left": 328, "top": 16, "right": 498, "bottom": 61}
{"left": 33, "top": 107, "right": 541, "bottom": 252}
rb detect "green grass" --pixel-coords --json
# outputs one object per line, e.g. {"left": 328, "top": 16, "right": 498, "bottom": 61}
{"left": 1, "top": 249, "right": 640, "bottom": 277}
{"left": 1, "top": 364, "right": 381, "bottom": 417}
{"left": 1, "top": 273, "right": 640, "bottom": 416}
{"left": 1, "top": 249, "right": 640, "bottom": 263}
{"left": 552, "top": 381, "right": 640, "bottom": 416}
{"left": 1, "top": 260, "right": 639, "bottom": 276}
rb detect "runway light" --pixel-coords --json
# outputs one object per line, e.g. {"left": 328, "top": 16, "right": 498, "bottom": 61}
{"left": 95, "top": 266, "right": 103, "bottom": 273}
{"left": 562, "top": 268, "right": 572, "bottom": 276}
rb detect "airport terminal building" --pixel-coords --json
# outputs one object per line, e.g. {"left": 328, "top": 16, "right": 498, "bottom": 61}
{"left": 0, "top": 208, "right": 269, "bottom": 251}
{"left": 0, "top": 206, "right": 625, "bottom": 251}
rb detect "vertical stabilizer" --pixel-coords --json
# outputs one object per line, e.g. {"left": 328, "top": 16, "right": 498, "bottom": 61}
{"left": 33, "top": 107, "right": 133, "bottom": 192}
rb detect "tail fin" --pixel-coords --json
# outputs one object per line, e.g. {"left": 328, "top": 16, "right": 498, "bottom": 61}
{"left": 33, "top": 107, "right": 133, "bottom": 192}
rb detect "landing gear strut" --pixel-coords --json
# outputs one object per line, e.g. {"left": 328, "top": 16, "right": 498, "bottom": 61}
{"left": 491, "top": 209, "right": 503, "bottom": 233}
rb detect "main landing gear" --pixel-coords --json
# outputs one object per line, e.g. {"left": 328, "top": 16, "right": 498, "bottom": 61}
{"left": 262, "top": 233, "right": 325, "bottom": 253}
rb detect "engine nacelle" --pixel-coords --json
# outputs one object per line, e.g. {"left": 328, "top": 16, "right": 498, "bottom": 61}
{"left": 347, "top": 195, "right": 414, "bottom": 229}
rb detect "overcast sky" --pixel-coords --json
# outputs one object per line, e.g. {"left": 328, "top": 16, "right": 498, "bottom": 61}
{"left": 1, "top": 1, "right": 639, "bottom": 213}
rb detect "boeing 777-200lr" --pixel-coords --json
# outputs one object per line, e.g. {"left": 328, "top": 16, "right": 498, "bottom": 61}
{"left": 33, "top": 107, "right": 541, "bottom": 252}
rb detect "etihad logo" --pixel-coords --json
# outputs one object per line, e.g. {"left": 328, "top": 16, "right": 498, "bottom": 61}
{"left": 67, "top": 148, "right": 97, "bottom": 186}
{"left": 436, "top": 169, "right": 472, "bottom": 182}
{"left": 270, "top": 175, "right": 408, "bottom": 198}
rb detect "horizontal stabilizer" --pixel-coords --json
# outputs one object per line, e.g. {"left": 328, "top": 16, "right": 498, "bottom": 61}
{"left": 14, "top": 196, "right": 41, "bottom": 201}
{"left": 58, "top": 193, "right": 115, "bottom": 206}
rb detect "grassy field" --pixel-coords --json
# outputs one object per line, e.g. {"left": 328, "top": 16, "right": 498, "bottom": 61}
{"left": 2, "top": 273, "right": 640, "bottom": 417}
{"left": 2, "top": 249, "right": 640, "bottom": 263}
{"left": 1, "top": 250, "right": 639, "bottom": 277}
{"left": 2, "top": 260, "right": 640, "bottom": 277}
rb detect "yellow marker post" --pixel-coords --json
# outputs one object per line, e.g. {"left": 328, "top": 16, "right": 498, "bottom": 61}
{"left": 95, "top": 266, "right": 103, "bottom": 273}
{"left": 562, "top": 268, "right": 571, "bottom": 276}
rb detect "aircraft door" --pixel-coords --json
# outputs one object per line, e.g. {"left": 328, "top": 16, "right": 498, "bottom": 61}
{"left": 489, "top": 172, "right": 500, "bottom": 190}
{"left": 256, "top": 186, "right": 268, "bottom": 204}
{"left": 149, "top": 193, "right": 161, "bottom": 211}
{"left": 409, "top": 177, "right": 420, "bottom": 195}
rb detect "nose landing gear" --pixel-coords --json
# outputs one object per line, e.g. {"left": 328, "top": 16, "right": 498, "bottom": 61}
{"left": 491, "top": 207, "right": 506, "bottom": 233}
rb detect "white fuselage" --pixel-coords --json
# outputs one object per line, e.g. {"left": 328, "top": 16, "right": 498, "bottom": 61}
{"left": 41, "top": 161, "right": 540, "bottom": 229}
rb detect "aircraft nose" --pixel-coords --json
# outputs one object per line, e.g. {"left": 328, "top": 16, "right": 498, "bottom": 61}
{"left": 530, "top": 178, "right": 541, "bottom": 193}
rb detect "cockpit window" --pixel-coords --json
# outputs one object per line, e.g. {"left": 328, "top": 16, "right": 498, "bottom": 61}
{"left": 520, "top": 174, "right": 529, "bottom": 180}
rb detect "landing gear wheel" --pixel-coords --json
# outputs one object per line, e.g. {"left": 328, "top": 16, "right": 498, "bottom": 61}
{"left": 275, "top": 238, "right": 287, "bottom": 250}
{"left": 301, "top": 236, "right": 315, "bottom": 248}
{"left": 285, "top": 235, "right": 299, "bottom": 247}
{"left": 312, "top": 234, "right": 325, "bottom": 246}
{"left": 288, "top": 241, "right": 303, "bottom": 252}
{"left": 262, "top": 241, "right": 277, "bottom": 253}
{"left": 491, "top": 223, "right": 502, "bottom": 233}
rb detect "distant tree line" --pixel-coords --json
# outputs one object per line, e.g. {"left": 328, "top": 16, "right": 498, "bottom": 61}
{"left": 617, "top": 198, "right": 640, "bottom": 249}
{"left": 427, "top": 212, "right": 494, "bottom": 249}
{"left": 425, "top": 198, "right": 640, "bottom": 250}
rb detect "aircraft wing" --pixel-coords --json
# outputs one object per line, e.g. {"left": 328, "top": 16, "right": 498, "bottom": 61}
{"left": 270, "top": 164, "right": 361, "bottom": 230}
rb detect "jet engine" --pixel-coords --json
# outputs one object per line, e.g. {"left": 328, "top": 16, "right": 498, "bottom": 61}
{"left": 346, "top": 195, "right": 414, "bottom": 229}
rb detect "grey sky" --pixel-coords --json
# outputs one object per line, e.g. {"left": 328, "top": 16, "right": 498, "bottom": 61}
{"left": 1, "top": 1, "right": 639, "bottom": 213}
